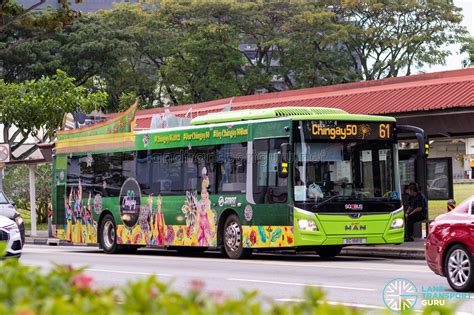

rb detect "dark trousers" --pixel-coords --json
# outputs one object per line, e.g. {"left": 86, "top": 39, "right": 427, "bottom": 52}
{"left": 405, "top": 212, "right": 426, "bottom": 239}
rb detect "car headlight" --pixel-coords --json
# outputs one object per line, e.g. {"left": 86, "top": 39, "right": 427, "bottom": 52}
{"left": 390, "top": 218, "right": 404, "bottom": 229}
{"left": 14, "top": 215, "right": 23, "bottom": 225}
{"left": 3, "top": 223, "right": 19, "bottom": 233}
{"left": 298, "top": 219, "right": 318, "bottom": 232}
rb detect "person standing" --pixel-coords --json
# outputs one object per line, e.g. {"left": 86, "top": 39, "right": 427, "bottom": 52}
{"left": 405, "top": 182, "right": 428, "bottom": 242}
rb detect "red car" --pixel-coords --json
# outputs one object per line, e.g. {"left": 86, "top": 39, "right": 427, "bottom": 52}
{"left": 425, "top": 197, "right": 474, "bottom": 292}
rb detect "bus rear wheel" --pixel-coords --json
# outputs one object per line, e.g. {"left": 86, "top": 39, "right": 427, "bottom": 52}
{"left": 223, "top": 214, "right": 252, "bottom": 259}
{"left": 316, "top": 246, "right": 342, "bottom": 259}
{"left": 100, "top": 214, "right": 119, "bottom": 254}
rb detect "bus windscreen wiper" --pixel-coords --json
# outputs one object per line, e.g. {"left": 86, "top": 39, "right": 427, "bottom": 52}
{"left": 313, "top": 193, "right": 339, "bottom": 210}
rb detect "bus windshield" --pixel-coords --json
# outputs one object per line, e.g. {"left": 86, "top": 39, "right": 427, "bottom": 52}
{"left": 294, "top": 141, "right": 397, "bottom": 203}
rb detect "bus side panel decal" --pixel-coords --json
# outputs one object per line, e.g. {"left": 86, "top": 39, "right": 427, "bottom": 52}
{"left": 242, "top": 226, "right": 294, "bottom": 248}
{"left": 116, "top": 169, "right": 217, "bottom": 247}
{"left": 64, "top": 186, "right": 98, "bottom": 244}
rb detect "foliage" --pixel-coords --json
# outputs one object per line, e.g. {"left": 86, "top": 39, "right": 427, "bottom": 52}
{"left": 0, "top": 0, "right": 81, "bottom": 54}
{"left": 0, "top": 70, "right": 108, "bottom": 160}
{"left": 0, "top": 0, "right": 468, "bottom": 110}
{"left": 329, "top": 0, "right": 467, "bottom": 80}
{"left": 461, "top": 37, "right": 474, "bottom": 67}
{"left": 3, "top": 164, "right": 52, "bottom": 224}
{"left": 0, "top": 252, "right": 459, "bottom": 314}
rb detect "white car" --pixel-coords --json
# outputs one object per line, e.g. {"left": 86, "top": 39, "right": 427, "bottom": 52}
{"left": 0, "top": 215, "right": 22, "bottom": 258}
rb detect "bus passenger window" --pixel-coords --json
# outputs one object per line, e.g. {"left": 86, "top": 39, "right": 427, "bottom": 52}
{"left": 191, "top": 146, "right": 217, "bottom": 194}
{"left": 217, "top": 143, "right": 247, "bottom": 193}
{"left": 151, "top": 150, "right": 185, "bottom": 196}
{"left": 253, "top": 139, "right": 288, "bottom": 204}
{"left": 136, "top": 150, "right": 151, "bottom": 195}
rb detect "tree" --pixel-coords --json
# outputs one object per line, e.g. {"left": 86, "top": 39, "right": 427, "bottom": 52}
{"left": 155, "top": 0, "right": 244, "bottom": 104}
{"left": 159, "top": 0, "right": 354, "bottom": 96}
{"left": 3, "top": 0, "right": 467, "bottom": 109}
{"left": 461, "top": 37, "right": 474, "bottom": 67}
{"left": 0, "top": 0, "right": 80, "bottom": 54}
{"left": 3, "top": 163, "right": 51, "bottom": 224}
{"left": 329, "top": 0, "right": 467, "bottom": 80}
{"left": 0, "top": 1, "right": 356, "bottom": 107}
{"left": 0, "top": 70, "right": 108, "bottom": 160}
{"left": 278, "top": 3, "right": 357, "bottom": 88}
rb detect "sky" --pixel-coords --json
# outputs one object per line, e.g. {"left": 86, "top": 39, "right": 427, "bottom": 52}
{"left": 421, "top": 0, "right": 474, "bottom": 73}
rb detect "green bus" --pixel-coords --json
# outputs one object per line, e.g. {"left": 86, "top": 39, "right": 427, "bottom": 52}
{"left": 52, "top": 105, "right": 416, "bottom": 259}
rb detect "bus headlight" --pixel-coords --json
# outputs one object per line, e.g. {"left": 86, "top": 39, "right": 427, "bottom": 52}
{"left": 390, "top": 218, "right": 404, "bottom": 229}
{"left": 298, "top": 219, "right": 318, "bottom": 232}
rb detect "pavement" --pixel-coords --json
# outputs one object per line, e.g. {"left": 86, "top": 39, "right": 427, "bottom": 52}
{"left": 19, "top": 245, "right": 473, "bottom": 314}
{"left": 25, "top": 230, "right": 426, "bottom": 260}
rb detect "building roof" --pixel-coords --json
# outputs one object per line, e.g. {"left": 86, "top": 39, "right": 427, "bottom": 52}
{"left": 129, "top": 68, "right": 474, "bottom": 129}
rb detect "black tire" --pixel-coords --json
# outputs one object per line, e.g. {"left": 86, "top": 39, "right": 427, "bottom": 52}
{"left": 316, "top": 246, "right": 343, "bottom": 259}
{"left": 444, "top": 244, "right": 474, "bottom": 292}
{"left": 222, "top": 214, "right": 252, "bottom": 259}
{"left": 99, "top": 214, "right": 119, "bottom": 254}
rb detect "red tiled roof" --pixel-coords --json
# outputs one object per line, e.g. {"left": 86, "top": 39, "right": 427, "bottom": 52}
{"left": 130, "top": 68, "right": 474, "bottom": 129}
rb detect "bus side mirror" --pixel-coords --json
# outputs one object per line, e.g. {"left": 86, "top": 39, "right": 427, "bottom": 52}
{"left": 278, "top": 143, "right": 290, "bottom": 178}
{"left": 416, "top": 133, "right": 429, "bottom": 158}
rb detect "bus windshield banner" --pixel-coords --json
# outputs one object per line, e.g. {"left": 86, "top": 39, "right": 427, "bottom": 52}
{"left": 302, "top": 121, "right": 396, "bottom": 141}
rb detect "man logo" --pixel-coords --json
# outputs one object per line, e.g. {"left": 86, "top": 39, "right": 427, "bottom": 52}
{"left": 344, "top": 224, "right": 366, "bottom": 231}
{"left": 383, "top": 278, "right": 418, "bottom": 312}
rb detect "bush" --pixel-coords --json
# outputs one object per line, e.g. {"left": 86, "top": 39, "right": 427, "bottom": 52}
{"left": 0, "top": 244, "right": 459, "bottom": 315}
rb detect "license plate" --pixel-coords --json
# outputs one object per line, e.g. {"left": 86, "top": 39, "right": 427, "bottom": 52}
{"left": 343, "top": 238, "right": 367, "bottom": 245}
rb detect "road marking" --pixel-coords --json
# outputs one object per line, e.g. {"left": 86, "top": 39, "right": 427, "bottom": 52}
{"left": 275, "top": 299, "right": 473, "bottom": 315}
{"left": 228, "top": 278, "right": 375, "bottom": 292}
{"left": 276, "top": 299, "right": 383, "bottom": 309}
{"left": 21, "top": 263, "right": 173, "bottom": 278}
{"left": 85, "top": 268, "right": 172, "bottom": 277}
{"left": 22, "top": 246, "right": 431, "bottom": 274}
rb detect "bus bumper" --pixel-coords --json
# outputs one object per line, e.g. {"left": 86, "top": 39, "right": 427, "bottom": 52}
{"left": 293, "top": 207, "right": 405, "bottom": 247}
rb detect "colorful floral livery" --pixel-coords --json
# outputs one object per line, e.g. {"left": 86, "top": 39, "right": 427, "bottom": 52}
{"left": 53, "top": 105, "right": 408, "bottom": 259}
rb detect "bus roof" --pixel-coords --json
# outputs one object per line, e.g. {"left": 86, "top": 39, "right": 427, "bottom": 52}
{"left": 191, "top": 107, "right": 396, "bottom": 125}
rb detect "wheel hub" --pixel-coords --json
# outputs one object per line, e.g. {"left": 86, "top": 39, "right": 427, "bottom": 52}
{"left": 224, "top": 222, "right": 241, "bottom": 252}
{"left": 103, "top": 221, "right": 115, "bottom": 249}
{"left": 448, "top": 249, "right": 470, "bottom": 287}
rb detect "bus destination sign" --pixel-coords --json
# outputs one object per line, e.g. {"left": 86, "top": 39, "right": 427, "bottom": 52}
{"left": 303, "top": 121, "right": 396, "bottom": 141}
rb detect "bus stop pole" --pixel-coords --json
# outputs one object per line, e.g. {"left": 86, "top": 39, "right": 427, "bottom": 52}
{"left": 28, "top": 164, "right": 37, "bottom": 237}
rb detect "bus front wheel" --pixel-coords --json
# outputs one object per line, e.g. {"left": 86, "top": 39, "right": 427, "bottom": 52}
{"left": 100, "top": 214, "right": 119, "bottom": 254}
{"left": 316, "top": 246, "right": 342, "bottom": 259}
{"left": 223, "top": 214, "right": 252, "bottom": 259}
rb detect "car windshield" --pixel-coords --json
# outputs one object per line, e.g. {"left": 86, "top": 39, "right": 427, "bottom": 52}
{"left": 0, "top": 192, "right": 9, "bottom": 204}
{"left": 450, "top": 197, "right": 474, "bottom": 215}
{"left": 294, "top": 141, "right": 397, "bottom": 203}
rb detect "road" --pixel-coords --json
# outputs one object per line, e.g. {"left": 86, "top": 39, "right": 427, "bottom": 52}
{"left": 21, "top": 245, "right": 473, "bottom": 314}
